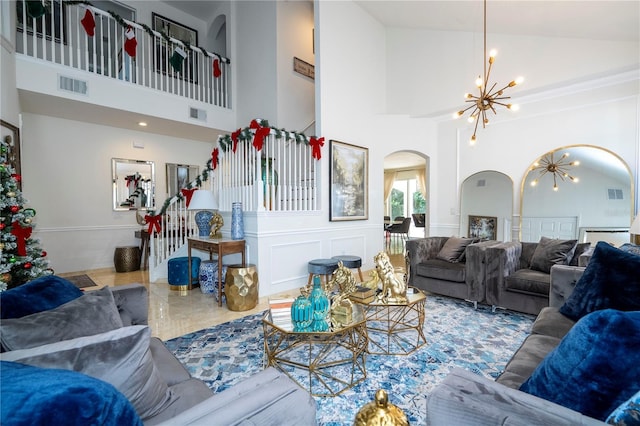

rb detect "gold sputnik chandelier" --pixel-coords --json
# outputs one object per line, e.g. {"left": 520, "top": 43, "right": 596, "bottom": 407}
{"left": 530, "top": 152, "right": 580, "bottom": 191}
{"left": 454, "top": 0, "right": 523, "bottom": 144}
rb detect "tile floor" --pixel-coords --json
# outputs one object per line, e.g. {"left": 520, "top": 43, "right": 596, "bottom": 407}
{"left": 59, "top": 251, "right": 406, "bottom": 341}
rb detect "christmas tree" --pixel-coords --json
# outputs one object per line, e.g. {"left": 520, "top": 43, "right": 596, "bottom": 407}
{"left": 0, "top": 135, "right": 52, "bottom": 291}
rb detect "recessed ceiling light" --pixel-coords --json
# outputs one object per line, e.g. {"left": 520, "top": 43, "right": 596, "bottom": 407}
{"left": 138, "top": 121, "right": 148, "bottom": 127}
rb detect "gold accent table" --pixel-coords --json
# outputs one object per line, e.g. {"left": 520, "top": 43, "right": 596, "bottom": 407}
{"left": 225, "top": 264, "right": 258, "bottom": 311}
{"left": 262, "top": 306, "right": 368, "bottom": 397}
{"left": 352, "top": 288, "right": 427, "bottom": 355}
{"left": 188, "top": 238, "right": 246, "bottom": 307}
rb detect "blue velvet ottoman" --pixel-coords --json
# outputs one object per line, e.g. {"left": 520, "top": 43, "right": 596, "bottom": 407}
{"left": 332, "top": 255, "right": 364, "bottom": 281}
{"left": 168, "top": 257, "right": 201, "bottom": 292}
{"left": 307, "top": 258, "right": 339, "bottom": 286}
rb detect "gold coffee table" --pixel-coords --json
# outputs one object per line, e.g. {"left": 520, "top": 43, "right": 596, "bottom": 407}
{"left": 353, "top": 288, "right": 427, "bottom": 355}
{"left": 262, "top": 305, "right": 368, "bottom": 397}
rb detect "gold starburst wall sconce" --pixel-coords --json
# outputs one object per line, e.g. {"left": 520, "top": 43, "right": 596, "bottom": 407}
{"left": 453, "top": 0, "right": 524, "bottom": 145}
{"left": 529, "top": 152, "right": 580, "bottom": 191}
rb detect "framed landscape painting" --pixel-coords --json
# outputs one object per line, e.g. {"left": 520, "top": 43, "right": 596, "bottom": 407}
{"left": 468, "top": 215, "right": 497, "bottom": 240}
{"left": 330, "top": 140, "right": 368, "bottom": 221}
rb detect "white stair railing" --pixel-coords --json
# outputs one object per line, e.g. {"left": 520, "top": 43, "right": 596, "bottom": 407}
{"left": 15, "top": 0, "right": 231, "bottom": 108}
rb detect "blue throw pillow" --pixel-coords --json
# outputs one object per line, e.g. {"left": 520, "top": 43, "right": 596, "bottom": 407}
{"left": 606, "top": 389, "right": 640, "bottom": 425}
{"left": 520, "top": 309, "right": 640, "bottom": 421}
{"left": 0, "top": 361, "right": 142, "bottom": 426}
{"left": 559, "top": 241, "right": 640, "bottom": 321}
{"left": 0, "top": 276, "right": 83, "bottom": 319}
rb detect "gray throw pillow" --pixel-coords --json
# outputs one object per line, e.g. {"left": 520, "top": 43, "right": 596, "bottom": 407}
{"left": 0, "top": 286, "right": 123, "bottom": 351}
{"left": 530, "top": 237, "right": 578, "bottom": 274}
{"left": 0, "top": 325, "right": 173, "bottom": 421}
{"left": 437, "top": 237, "right": 474, "bottom": 263}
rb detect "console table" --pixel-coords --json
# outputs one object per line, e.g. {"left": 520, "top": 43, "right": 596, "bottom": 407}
{"left": 188, "top": 238, "right": 246, "bottom": 307}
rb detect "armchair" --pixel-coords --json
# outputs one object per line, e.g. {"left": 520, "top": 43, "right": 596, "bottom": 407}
{"left": 405, "top": 237, "right": 499, "bottom": 306}
{"left": 387, "top": 217, "right": 411, "bottom": 240}
{"left": 484, "top": 239, "right": 590, "bottom": 315}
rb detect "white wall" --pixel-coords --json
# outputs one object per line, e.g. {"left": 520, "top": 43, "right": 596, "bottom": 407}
{"left": 21, "top": 113, "right": 213, "bottom": 273}
{"left": 1, "top": 0, "right": 19, "bottom": 125}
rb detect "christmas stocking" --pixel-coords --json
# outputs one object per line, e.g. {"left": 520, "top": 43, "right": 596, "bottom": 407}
{"left": 81, "top": 8, "right": 95, "bottom": 37}
{"left": 124, "top": 26, "right": 137, "bottom": 58}
{"left": 170, "top": 47, "right": 187, "bottom": 72}
{"left": 26, "top": 1, "right": 46, "bottom": 19}
{"left": 213, "top": 54, "right": 221, "bottom": 78}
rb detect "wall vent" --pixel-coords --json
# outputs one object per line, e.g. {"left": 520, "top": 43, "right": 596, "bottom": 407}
{"left": 189, "top": 107, "right": 207, "bottom": 122}
{"left": 58, "top": 75, "right": 88, "bottom": 95}
{"left": 607, "top": 188, "right": 623, "bottom": 200}
{"left": 476, "top": 179, "right": 486, "bottom": 187}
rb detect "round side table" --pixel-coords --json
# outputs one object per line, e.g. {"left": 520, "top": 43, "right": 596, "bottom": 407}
{"left": 225, "top": 264, "right": 258, "bottom": 311}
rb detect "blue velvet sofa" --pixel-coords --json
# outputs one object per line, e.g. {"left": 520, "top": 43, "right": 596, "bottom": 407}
{"left": 0, "top": 277, "right": 317, "bottom": 425}
{"left": 427, "top": 242, "right": 640, "bottom": 425}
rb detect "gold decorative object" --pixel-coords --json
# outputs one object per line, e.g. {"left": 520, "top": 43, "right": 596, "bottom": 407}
{"left": 360, "top": 270, "right": 380, "bottom": 291}
{"left": 354, "top": 389, "right": 409, "bottom": 426}
{"left": 210, "top": 212, "right": 224, "bottom": 239}
{"left": 113, "top": 246, "right": 141, "bottom": 273}
{"left": 374, "top": 252, "right": 407, "bottom": 304}
{"left": 327, "top": 261, "right": 359, "bottom": 326}
{"left": 453, "top": 0, "right": 523, "bottom": 145}
{"left": 225, "top": 264, "right": 258, "bottom": 311}
{"left": 529, "top": 152, "right": 579, "bottom": 191}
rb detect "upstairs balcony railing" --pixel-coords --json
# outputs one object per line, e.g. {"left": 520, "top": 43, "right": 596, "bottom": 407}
{"left": 15, "top": 0, "right": 231, "bottom": 108}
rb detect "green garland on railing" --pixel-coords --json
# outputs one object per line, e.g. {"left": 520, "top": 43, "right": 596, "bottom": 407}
{"left": 62, "top": 0, "right": 230, "bottom": 63}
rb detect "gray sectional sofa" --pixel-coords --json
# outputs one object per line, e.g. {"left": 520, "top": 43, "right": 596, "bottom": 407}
{"left": 427, "top": 264, "right": 610, "bottom": 425}
{"left": 0, "top": 279, "right": 317, "bottom": 425}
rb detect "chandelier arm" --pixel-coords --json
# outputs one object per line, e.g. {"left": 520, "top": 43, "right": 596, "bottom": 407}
{"left": 491, "top": 100, "right": 512, "bottom": 108}
{"left": 472, "top": 112, "right": 482, "bottom": 136}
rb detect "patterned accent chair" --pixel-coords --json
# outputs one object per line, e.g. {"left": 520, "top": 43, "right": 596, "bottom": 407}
{"left": 405, "top": 237, "right": 499, "bottom": 307}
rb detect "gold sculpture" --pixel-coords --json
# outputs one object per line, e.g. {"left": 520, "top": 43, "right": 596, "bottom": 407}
{"left": 326, "top": 261, "right": 358, "bottom": 329}
{"left": 209, "top": 212, "right": 223, "bottom": 239}
{"left": 359, "top": 270, "right": 381, "bottom": 291}
{"left": 354, "top": 389, "right": 409, "bottom": 426}
{"left": 374, "top": 252, "right": 408, "bottom": 304}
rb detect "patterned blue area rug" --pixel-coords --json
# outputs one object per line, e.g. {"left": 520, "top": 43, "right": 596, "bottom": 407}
{"left": 164, "top": 295, "right": 534, "bottom": 425}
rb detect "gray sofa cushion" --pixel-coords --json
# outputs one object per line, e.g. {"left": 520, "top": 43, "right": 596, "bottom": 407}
{"left": 530, "top": 237, "right": 577, "bottom": 274}
{"left": 530, "top": 307, "right": 575, "bottom": 340}
{"left": 0, "top": 286, "right": 123, "bottom": 351}
{"left": 505, "top": 269, "right": 551, "bottom": 296}
{"left": 496, "top": 334, "right": 561, "bottom": 389}
{"left": 0, "top": 326, "right": 173, "bottom": 421}
{"left": 417, "top": 259, "right": 465, "bottom": 282}
{"left": 437, "top": 237, "right": 473, "bottom": 262}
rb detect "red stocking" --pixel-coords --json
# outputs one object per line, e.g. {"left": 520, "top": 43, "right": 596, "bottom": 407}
{"left": 81, "top": 8, "right": 95, "bottom": 37}
{"left": 213, "top": 55, "right": 221, "bottom": 78}
{"left": 124, "top": 26, "right": 137, "bottom": 58}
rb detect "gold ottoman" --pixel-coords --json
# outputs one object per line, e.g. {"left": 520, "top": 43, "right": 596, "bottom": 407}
{"left": 114, "top": 246, "right": 141, "bottom": 273}
{"left": 225, "top": 264, "right": 258, "bottom": 311}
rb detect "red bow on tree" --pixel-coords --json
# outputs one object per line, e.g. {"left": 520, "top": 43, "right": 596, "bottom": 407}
{"left": 144, "top": 215, "right": 162, "bottom": 234}
{"left": 231, "top": 128, "right": 241, "bottom": 153}
{"left": 181, "top": 188, "right": 197, "bottom": 207}
{"left": 211, "top": 148, "right": 220, "bottom": 170}
{"left": 309, "top": 136, "right": 325, "bottom": 160}
{"left": 249, "top": 119, "right": 270, "bottom": 151}
{"left": 11, "top": 221, "right": 32, "bottom": 256}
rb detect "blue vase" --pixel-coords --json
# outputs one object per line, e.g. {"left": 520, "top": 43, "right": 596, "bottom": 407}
{"left": 231, "top": 202, "right": 244, "bottom": 240}
{"left": 291, "top": 294, "right": 313, "bottom": 331}
{"left": 310, "top": 275, "right": 330, "bottom": 322}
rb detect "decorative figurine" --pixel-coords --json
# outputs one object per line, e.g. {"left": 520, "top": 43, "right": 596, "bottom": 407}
{"left": 374, "top": 252, "right": 408, "bottom": 304}
{"left": 354, "top": 389, "right": 409, "bottom": 426}
{"left": 359, "top": 270, "right": 381, "bottom": 291}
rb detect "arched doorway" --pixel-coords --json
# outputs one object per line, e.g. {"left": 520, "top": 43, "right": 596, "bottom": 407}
{"left": 384, "top": 151, "right": 429, "bottom": 240}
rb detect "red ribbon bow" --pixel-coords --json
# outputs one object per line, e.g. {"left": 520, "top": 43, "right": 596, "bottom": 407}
{"left": 211, "top": 148, "right": 219, "bottom": 170}
{"left": 181, "top": 188, "right": 197, "bottom": 207}
{"left": 250, "top": 119, "right": 270, "bottom": 151}
{"left": 144, "top": 215, "right": 162, "bottom": 234}
{"left": 11, "top": 221, "right": 32, "bottom": 256}
{"left": 231, "top": 128, "right": 241, "bottom": 153}
{"left": 309, "top": 136, "right": 325, "bottom": 160}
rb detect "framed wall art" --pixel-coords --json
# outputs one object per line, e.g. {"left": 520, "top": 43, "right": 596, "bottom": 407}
{"left": 329, "top": 140, "right": 368, "bottom": 221}
{"left": 1, "top": 120, "right": 21, "bottom": 189}
{"left": 152, "top": 13, "right": 198, "bottom": 81}
{"left": 468, "top": 215, "right": 497, "bottom": 240}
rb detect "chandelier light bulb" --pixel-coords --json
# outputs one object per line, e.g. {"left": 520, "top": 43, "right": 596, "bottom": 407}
{"left": 470, "top": 135, "right": 477, "bottom": 145}
{"left": 489, "top": 49, "right": 497, "bottom": 58}
{"left": 510, "top": 104, "right": 520, "bottom": 111}
{"left": 515, "top": 76, "right": 525, "bottom": 85}
{"left": 553, "top": 184, "right": 559, "bottom": 192}
{"left": 475, "top": 76, "right": 483, "bottom": 87}
{"left": 467, "top": 116, "right": 475, "bottom": 123}
{"left": 531, "top": 179, "right": 538, "bottom": 187}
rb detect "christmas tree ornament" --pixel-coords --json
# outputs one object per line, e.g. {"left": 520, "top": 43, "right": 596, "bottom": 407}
{"left": 213, "top": 54, "right": 221, "bottom": 78}
{"left": 9, "top": 256, "right": 16, "bottom": 263}
{"left": 7, "top": 191, "right": 15, "bottom": 198}
{"left": 11, "top": 173, "right": 21, "bottom": 182}
{"left": 24, "top": 218, "right": 32, "bottom": 224}
{"left": 26, "top": 0, "right": 46, "bottom": 19}
{"left": 81, "top": 7, "right": 96, "bottom": 37}
{"left": 124, "top": 26, "right": 137, "bottom": 57}
{"left": 41, "top": 250, "right": 47, "bottom": 257}
{"left": 169, "top": 47, "right": 187, "bottom": 72}
{"left": 0, "top": 223, "right": 5, "bottom": 230}
{"left": 10, "top": 206, "right": 19, "bottom": 213}
{"left": 0, "top": 243, "right": 4, "bottom": 250}
{"left": 24, "top": 262, "right": 32, "bottom": 269}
